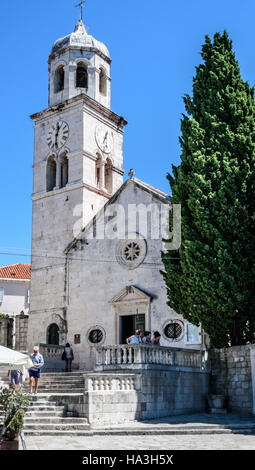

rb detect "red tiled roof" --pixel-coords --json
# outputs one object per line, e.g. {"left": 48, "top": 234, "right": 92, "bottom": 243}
{"left": 0, "top": 264, "right": 31, "bottom": 280}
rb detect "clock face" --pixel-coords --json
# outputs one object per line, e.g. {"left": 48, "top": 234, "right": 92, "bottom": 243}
{"left": 95, "top": 125, "right": 113, "bottom": 154}
{"left": 47, "top": 121, "right": 69, "bottom": 151}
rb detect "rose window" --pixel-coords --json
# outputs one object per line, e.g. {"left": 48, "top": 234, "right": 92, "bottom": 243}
{"left": 123, "top": 242, "right": 141, "bottom": 261}
{"left": 116, "top": 235, "right": 147, "bottom": 270}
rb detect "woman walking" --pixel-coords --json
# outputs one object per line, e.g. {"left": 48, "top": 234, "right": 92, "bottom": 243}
{"left": 64, "top": 343, "right": 74, "bottom": 372}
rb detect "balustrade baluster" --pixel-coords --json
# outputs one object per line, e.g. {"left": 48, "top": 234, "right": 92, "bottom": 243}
{"left": 122, "top": 347, "right": 127, "bottom": 364}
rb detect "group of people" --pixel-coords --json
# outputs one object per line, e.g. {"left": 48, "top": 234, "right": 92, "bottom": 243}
{"left": 8, "top": 333, "right": 160, "bottom": 395}
{"left": 126, "top": 330, "right": 161, "bottom": 345}
{"left": 8, "top": 343, "right": 74, "bottom": 395}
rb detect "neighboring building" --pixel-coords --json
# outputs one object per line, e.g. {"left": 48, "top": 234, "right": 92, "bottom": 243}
{"left": 26, "top": 18, "right": 205, "bottom": 370}
{"left": 0, "top": 264, "right": 30, "bottom": 317}
{"left": 0, "top": 263, "right": 30, "bottom": 349}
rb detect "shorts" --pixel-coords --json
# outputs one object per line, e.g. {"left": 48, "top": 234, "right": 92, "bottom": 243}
{"left": 29, "top": 369, "right": 41, "bottom": 379}
{"left": 10, "top": 370, "right": 22, "bottom": 385}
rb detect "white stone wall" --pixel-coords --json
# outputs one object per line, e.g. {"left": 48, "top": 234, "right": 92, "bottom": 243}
{"left": 65, "top": 181, "right": 203, "bottom": 371}
{"left": 28, "top": 92, "right": 125, "bottom": 354}
{"left": 0, "top": 280, "right": 30, "bottom": 316}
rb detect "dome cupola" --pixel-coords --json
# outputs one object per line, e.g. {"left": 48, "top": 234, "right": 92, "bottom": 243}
{"left": 48, "top": 20, "right": 111, "bottom": 109}
{"left": 51, "top": 19, "right": 110, "bottom": 61}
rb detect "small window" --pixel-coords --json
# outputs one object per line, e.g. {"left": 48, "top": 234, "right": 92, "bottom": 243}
{"left": 164, "top": 321, "right": 183, "bottom": 341}
{"left": 99, "top": 67, "right": 107, "bottom": 95}
{"left": 88, "top": 329, "right": 104, "bottom": 344}
{"left": 76, "top": 62, "right": 88, "bottom": 88}
{"left": 186, "top": 323, "right": 201, "bottom": 344}
{"left": 55, "top": 65, "right": 65, "bottom": 93}
{"left": 0, "top": 287, "right": 4, "bottom": 303}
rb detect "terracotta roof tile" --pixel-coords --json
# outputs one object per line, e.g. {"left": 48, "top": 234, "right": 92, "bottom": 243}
{"left": 0, "top": 264, "right": 31, "bottom": 280}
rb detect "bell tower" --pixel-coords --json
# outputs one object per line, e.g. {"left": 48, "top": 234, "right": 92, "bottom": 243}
{"left": 27, "top": 17, "right": 127, "bottom": 351}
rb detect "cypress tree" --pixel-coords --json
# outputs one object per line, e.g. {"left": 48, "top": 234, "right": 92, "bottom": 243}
{"left": 162, "top": 31, "right": 255, "bottom": 348}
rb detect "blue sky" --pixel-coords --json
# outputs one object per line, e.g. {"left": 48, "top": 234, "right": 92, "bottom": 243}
{"left": 1, "top": 0, "right": 255, "bottom": 266}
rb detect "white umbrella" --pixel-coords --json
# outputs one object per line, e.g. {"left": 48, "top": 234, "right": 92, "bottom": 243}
{"left": 0, "top": 345, "right": 33, "bottom": 371}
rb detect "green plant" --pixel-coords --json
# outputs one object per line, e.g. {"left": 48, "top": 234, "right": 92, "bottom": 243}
{"left": 4, "top": 409, "right": 25, "bottom": 440}
{"left": 0, "top": 387, "right": 31, "bottom": 440}
{"left": 162, "top": 31, "right": 255, "bottom": 348}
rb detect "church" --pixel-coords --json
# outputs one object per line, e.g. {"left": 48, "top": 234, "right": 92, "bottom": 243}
{"left": 26, "top": 17, "right": 206, "bottom": 370}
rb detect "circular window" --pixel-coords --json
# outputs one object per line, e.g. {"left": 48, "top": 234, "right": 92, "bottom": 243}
{"left": 163, "top": 320, "right": 184, "bottom": 342}
{"left": 87, "top": 326, "right": 105, "bottom": 345}
{"left": 116, "top": 234, "right": 147, "bottom": 270}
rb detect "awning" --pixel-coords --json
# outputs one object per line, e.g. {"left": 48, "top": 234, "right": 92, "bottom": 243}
{"left": 0, "top": 345, "right": 33, "bottom": 371}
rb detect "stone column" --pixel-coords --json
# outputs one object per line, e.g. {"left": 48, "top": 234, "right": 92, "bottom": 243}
{"left": 250, "top": 345, "right": 255, "bottom": 415}
{"left": 99, "top": 162, "right": 105, "bottom": 191}
{"left": 55, "top": 158, "right": 61, "bottom": 189}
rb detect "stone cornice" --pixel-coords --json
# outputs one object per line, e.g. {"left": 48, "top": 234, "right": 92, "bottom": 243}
{"left": 48, "top": 45, "right": 112, "bottom": 66}
{"left": 0, "top": 278, "right": 30, "bottom": 284}
{"left": 31, "top": 181, "right": 113, "bottom": 202}
{"left": 30, "top": 94, "right": 128, "bottom": 129}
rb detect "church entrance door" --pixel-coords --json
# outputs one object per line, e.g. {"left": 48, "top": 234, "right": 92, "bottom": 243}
{"left": 119, "top": 314, "right": 145, "bottom": 344}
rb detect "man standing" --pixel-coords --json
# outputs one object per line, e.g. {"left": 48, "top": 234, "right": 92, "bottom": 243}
{"left": 29, "top": 346, "right": 44, "bottom": 395}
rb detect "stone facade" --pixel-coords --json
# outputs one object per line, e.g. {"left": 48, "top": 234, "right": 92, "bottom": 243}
{"left": 27, "top": 19, "right": 205, "bottom": 370}
{"left": 210, "top": 345, "right": 253, "bottom": 414}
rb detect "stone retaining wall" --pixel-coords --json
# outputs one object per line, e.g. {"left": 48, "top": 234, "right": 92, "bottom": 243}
{"left": 85, "top": 367, "right": 210, "bottom": 426}
{"left": 210, "top": 345, "right": 253, "bottom": 414}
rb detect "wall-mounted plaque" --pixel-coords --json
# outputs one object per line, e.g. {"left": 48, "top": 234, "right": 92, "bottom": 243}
{"left": 74, "top": 334, "right": 81, "bottom": 344}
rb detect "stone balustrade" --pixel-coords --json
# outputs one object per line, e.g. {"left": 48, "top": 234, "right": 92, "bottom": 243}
{"left": 39, "top": 343, "right": 64, "bottom": 358}
{"left": 95, "top": 344, "right": 209, "bottom": 371}
{"left": 85, "top": 373, "right": 139, "bottom": 392}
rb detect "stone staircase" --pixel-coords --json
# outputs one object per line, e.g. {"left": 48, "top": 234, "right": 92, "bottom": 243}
{"left": 22, "top": 372, "right": 90, "bottom": 436}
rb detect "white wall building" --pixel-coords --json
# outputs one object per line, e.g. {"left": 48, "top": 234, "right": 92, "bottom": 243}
{"left": 0, "top": 264, "right": 30, "bottom": 317}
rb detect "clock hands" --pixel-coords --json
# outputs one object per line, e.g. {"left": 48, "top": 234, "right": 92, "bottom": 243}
{"left": 55, "top": 122, "right": 60, "bottom": 149}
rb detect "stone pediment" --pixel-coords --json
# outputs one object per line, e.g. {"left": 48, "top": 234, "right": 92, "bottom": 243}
{"left": 111, "top": 286, "right": 151, "bottom": 304}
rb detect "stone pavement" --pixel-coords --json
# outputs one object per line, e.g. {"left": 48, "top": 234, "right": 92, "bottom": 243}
{"left": 23, "top": 413, "right": 255, "bottom": 450}
{"left": 23, "top": 433, "right": 255, "bottom": 450}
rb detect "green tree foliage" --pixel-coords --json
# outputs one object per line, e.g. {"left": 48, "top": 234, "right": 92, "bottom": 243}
{"left": 162, "top": 31, "right": 255, "bottom": 348}
{"left": 0, "top": 387, "right": 31, "bottom": 440}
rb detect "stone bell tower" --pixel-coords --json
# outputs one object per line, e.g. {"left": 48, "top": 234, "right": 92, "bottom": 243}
{"left": 27, "top": 17, "right": 127, "bottom": 352}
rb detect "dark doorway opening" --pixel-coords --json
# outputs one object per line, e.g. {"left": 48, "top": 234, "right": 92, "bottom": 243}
{"left": 47, "top": 323, "right": 59, "bottom": 345}
{"left": 119, "top": 314, "right": 145, "bottom": 344}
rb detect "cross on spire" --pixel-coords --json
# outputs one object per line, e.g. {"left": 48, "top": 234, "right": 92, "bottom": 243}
{"left": 76, "top": 0, "right": 86, "bottom": 21}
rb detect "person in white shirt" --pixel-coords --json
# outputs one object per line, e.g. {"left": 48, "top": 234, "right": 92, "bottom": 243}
{"left": 126, "top": 330, "right": 143, "bottom": 344}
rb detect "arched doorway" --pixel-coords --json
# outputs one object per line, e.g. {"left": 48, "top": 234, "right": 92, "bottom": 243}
{"left": 46, "top": 323, "right": 59, "bottom": 345}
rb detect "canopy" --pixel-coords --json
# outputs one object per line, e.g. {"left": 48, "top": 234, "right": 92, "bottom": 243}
{"left": 0, "top": 345, "right": 33, "bottom": 371}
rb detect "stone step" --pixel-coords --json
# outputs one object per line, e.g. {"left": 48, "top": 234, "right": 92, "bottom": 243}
{"left": 41, "top": 373, "right": 85, "bottom": 377}
{"left": 23, "top": 423, "right": 89, "bottom": 431}
{"left": 24, "top": 386, "right": 84, "bottom": 392}
{"left": 25, "top": 389, "right": 85, "bottom": 394}
{"left": 29, "top": 406, "right": 65, "bottom": 412}
{"left": 24, "top": 417, "right": 88, "bottom": 424}
{"left": 26, "top": 409, "right": 65, "bottom": 416}
{"left": 29, "top": 393, "right": 84, "bottom": 399}
{"left": 25, "top": 379, "right": 85, "bottom": 384}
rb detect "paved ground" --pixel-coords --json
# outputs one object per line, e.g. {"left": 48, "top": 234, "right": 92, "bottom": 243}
{"left": 23, "top": 413, "right": 255, "bottom": 450}
{"left": 24, "top": 433, "right": 255, "bottom": 450}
